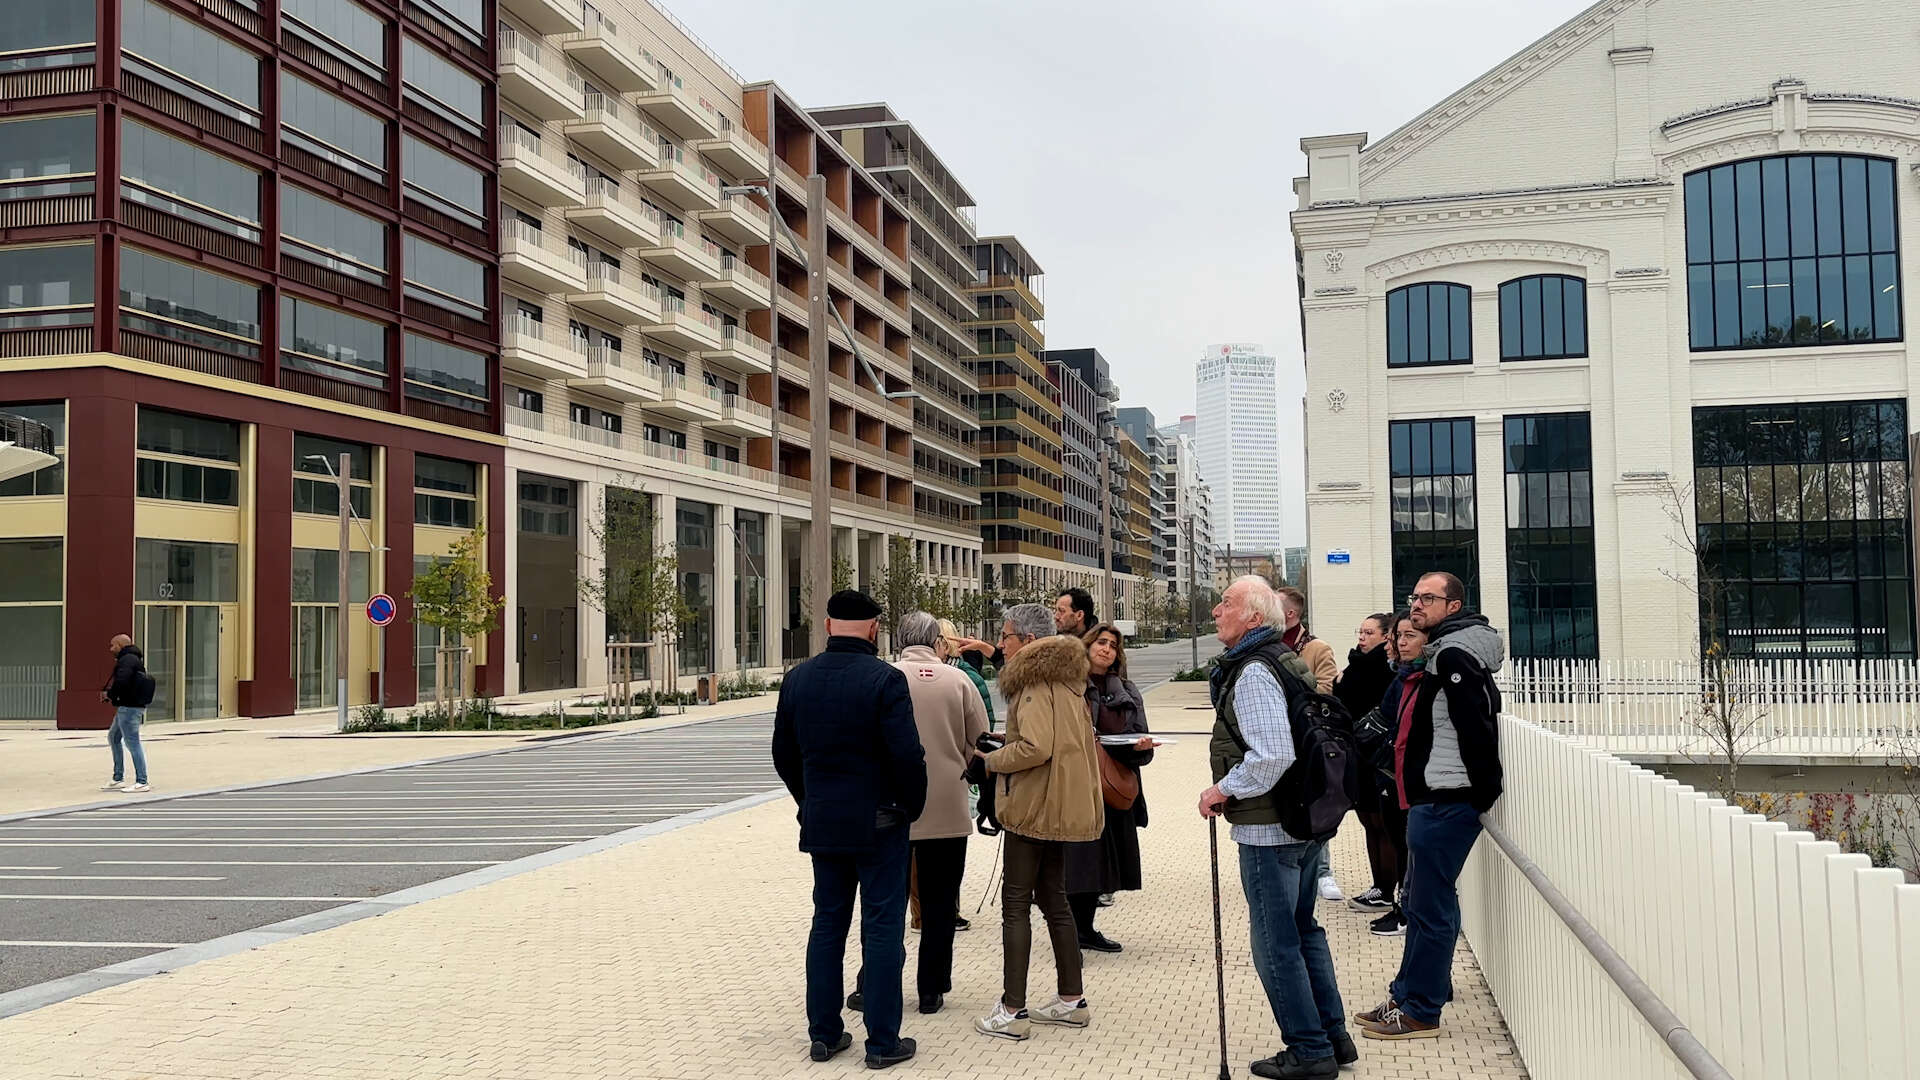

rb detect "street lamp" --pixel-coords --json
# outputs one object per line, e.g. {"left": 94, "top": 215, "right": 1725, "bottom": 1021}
{"left": 304, "top": 454, "right": 391, "bottom": 729}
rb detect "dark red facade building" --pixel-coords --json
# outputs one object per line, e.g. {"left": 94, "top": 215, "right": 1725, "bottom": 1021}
{"left": 0, "top": 0, "right": 508, "bottom": 728}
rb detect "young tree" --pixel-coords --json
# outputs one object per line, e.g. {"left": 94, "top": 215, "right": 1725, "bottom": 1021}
{"left": 879, "top": 534, "right": 924, "bottom": 648}
{"left": 576, "top": 487, "right": 691, "bottom": 711}
{"left": 409, "top": 526, "right": 504, "bottom": 713}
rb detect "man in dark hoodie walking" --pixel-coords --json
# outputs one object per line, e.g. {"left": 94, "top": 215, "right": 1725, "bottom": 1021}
{"left": 1355, "top": 572, "right": 1503, "bottom": 1042}
{"left": 99, "top": 634, "right": 155, "bottom": 794}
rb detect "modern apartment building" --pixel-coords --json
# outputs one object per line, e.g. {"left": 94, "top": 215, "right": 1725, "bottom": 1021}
{"left": 0, "top": 0, "right": 507, "bottom": 727}
{"left": 970, "top": 236, "right": 1066, "bottom": 594}
{"left": 1046, "top": 347, "right": 1146, "bottom": 620}
{"left": 1118, "top": 406, "right": 1175, "bottom": 584}
{"left": 812, "top": 103, "right": 984, "bottom": 614}
{"left": 1195, "top": 342, "right": 1286, "bottom": 552}
{"left": 1291, "top": 0, "right": 1917, "bottom": 663}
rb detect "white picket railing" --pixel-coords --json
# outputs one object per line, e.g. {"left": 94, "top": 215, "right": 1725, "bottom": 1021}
{"left": 1497, "top": 658, "right": 1920, "bottom": 757}
{"left": 1463, "top": 716, "right": 1920, "bottom": 1080}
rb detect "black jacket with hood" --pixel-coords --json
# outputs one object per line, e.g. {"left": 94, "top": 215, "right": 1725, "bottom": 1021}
{"left": 1396, "top": 612, "right": 1504, "bottom": 812}
{"left": 104, "top": 645, "right": 154, "bottom": 708}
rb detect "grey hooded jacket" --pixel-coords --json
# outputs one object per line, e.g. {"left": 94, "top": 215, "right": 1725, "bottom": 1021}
{"left": 1399, "top": 613, "right": 1505, "bottom": 811}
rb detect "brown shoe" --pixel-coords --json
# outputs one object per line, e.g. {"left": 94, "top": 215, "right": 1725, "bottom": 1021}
{"left": 1360, "top": 1007, "right": 1440, "bottom": 1040}
{"left": 1354, "top": 997, "right": 1397, "bottom": 1029}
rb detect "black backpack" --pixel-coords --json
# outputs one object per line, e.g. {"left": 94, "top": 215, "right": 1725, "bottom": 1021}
{"left": 1267, "top": 662, "right": 1361, "bottom": 843}
{"left": 130, "top": 668, "right": 157, "bottom": 708}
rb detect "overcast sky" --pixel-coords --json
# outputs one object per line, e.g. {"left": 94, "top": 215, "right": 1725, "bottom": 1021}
{"left": 670, "top": 0, "right": 1596, "bottom": 420}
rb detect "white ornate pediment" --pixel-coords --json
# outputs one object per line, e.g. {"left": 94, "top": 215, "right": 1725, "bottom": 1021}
{"left": 1366, "top": 240, "right": 1611, "bottom": 285}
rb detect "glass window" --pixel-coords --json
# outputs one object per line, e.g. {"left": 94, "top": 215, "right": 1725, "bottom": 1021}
{"left": 280, "top": 73, "right": 387, "bottom": 181}
{"left": 1499, "top": 275, "right": 1588, "bottom": 361}
{"left": 136, "top": 407, "right": 241, "bottom": 506}
{"left": 122, "top": 0, "right": 260, "bottom": 125}
{"left": 402, "top": 233, "right": 486, "bottom": 321}
{"left": 290, "top": 548, "right": 371, "bottom": 603}
{"left": 1685, "top": 155, "right": 1901, "bottom": 350}
{"left": 0, "top": 114, "right": 95, "bottom": 201}
{"left": 512, "top": 386, "right": 543, "bottom": 412}
{"left": 292, "top": 433, "right": 374, "bottom": 517}
{"left": 1693, "top": 400, "right": 1914, "bottom": 657}
{"left": 0, "top": 537, "right": 62, "bottom": 601}
{"left": 119, "top": 247, "right": 260, "bottom": 356}
{"left": 1390, "top": 417, "right": 1479, "bottom": 607}
{"left": 402, "top": 38, "right": 482, "bottom": 135}
{"left": 415, "top": 454, "right": 475, "bottom": 494}
{"left": 137, "top": 407, "right": 240, "bottom": 462}
{"left": 134, "top": 539, "right": 239, "bottom": 602}
{"left": 402, "top": 134, "right": 485, "bottom": 227}
{"left": 676, "top": 500, "right": 715, "bottom": 673}
{"left": 0, "top": 243, "right": 93, "bottom": 329}
{"left": 1385, "top": 282, "right": 1471, "bottom": 367}
{"left": 0, "top": 1, "right": 95, "bottom": 72}
{"left": 403, "top": 332, "right": 488, "bottom": 412}
{"left": 282, "top": 0, "right": 384, "bottom": 76}
{"left": 412, "top": 0, "right": 482, "bottom": 41}
{"left": 281, "top": 186, "right": 388, "bottom": 284}
{"left": 0, "top": 534, "right": 63, "bottom": 724}
{"left": 0, "top": 402, "right": 65, "bottom": 496}
{"left": 1504, "top": 414, "right": 1597, "bottom": 658}
{"left": 280, "top": 296, "right": 388, "bottom": 389}
{"left": 120, "top": 118, "right": 260, "bottom": 240}
{"left": 414, "top": 455, "right": 477, "bottom": 527}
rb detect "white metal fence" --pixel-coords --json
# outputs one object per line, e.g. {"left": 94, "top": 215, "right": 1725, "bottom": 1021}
{"left": 1463, "top": 716, "right": 1920, "bottom": 1080}
{"left": 1498, "top": 658, "right": 1920, "bottom": 757}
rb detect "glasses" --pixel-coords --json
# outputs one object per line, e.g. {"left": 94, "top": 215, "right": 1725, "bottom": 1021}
{"left": 1406, "top": 592, "right": 1451, "bottom": 607}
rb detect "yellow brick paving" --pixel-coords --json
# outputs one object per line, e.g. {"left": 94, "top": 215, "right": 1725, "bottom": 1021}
{"left": 0, "top": 685, "right": 1526, "bottom": 1080}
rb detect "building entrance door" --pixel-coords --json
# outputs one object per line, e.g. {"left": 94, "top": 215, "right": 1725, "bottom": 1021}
{"left": 135, "top": 604, "right": 228, "bottom": 721}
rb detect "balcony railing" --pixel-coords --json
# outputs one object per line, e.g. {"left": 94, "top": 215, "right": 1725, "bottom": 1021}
{"left": 505, "top": 217, "right": 589, "bottom": 267}
{"left": 500, "top": 123, "right": 586, "bottom": 180}
{"left": 505, "top": 312, "right": 586, "bottom": 354}
{"left": 721, "top": 393, "right": 771, "bottom": 419}
{"left": 499, "top": 26, "right": 584, "bottom": 97}
{"left": 717, "top": 323, "right": 770, "bottom": 353}
{"left": 583, "top": 175, "right": 661, "bottom": 224}
{"left": 716, "top": 254, "right": 770, "bottom": 291}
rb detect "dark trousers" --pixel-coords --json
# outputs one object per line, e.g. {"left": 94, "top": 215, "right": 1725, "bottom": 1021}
{"left": 806, "top": 824, "right": 909, "bottom": 1055}
{"left": 1000, "top": 832, "right": 1082, "bottom": 1010}
{"left": 910, "top": 836, "right": 967, "bottom": 997}
{"left": 1391, "top": 803, "right": 1483, "bottom": 1024}
{"left": 1358, "top": 797, "right": 1409, "bottom": 898}
{"left": 1067, "top": 891, "right": 1099, "bottom": 937}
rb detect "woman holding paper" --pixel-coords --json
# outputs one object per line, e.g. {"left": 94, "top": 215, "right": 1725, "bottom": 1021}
{"left": 1063, "top": 624, "right": 1156, "bottom": 954}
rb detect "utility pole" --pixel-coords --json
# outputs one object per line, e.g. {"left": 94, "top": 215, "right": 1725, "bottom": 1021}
{"left": 334, "top": 453, "right": 350, "bottom": 733}
{"left": 806, "top": 176, "right": 833, "bottom": 650}
{"left": 1188, "top": 510, "right": 1199, "bottom": 670}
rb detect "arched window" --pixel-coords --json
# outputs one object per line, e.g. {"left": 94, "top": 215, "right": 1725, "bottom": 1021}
{"left": 1684, "top": 154, "right": 1902, "bottom": 351}
{"left": 1386, "top": 282, "right": 1471, "bottom": 367}
{"left": 1499, "top": 275, "right": 1587, "bottom": 360}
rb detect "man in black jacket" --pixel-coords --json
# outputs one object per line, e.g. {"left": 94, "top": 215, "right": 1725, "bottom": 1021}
{"left": 98, "top": 634, "right": 155, "bottom": 793}
{"left": 772, "top": 590, "right": 927, "bottom": 1070}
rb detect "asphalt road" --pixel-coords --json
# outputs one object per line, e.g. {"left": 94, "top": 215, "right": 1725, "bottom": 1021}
{"left": 0, "top": 713, "right": 779, "bottom": 995}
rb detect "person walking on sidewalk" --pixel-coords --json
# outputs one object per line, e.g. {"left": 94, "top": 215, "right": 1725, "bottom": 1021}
{"left": 771, "top": 590, "right": 927, "bottom": 1070}
{"left": 974, "top": 603, "right": 1103, "bottom": 1042}
{"left": 1334, "top": 614, "right": 1398, "bottom": 916}
{"left": 99, "top": 634, "right": 155, "bottom": 794}
{"left": 1065, "top": 623, "right": 1154, "bottom": 954}
{"left": 1275, "top": 586, "right": 1343, "bottom": 904}
{"left": 1356, "top": 572, "right": 1505, "bottom": 1043}
{"left": 1198, "top": 577, "right": 1354, "bottom": 1079}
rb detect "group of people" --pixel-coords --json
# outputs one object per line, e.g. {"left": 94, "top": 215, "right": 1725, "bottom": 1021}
{"left": 770, "top": 588, "right": 1155, "bottom": 1069}
{"left": 1201, "top": 571, "right": 1505, "bottom": 1077}
{"left": 770, "top": 569, "right": 1506, "bottom": 1079}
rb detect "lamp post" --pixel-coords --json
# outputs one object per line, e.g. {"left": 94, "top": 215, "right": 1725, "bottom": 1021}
{"left": 303, "top": 454, "right": 388, "bottom": 731}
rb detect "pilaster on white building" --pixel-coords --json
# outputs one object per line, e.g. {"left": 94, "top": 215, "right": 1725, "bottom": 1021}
{"left": 1194, "top": 343, "right": 1286, "bottom": 554}
{"left": 1291, "top": 0, "right": 1918, "bottom": 666}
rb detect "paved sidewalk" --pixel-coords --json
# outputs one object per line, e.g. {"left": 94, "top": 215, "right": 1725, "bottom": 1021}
{"left": 0, "top": 684, "right": 1527, "bottom": 1079}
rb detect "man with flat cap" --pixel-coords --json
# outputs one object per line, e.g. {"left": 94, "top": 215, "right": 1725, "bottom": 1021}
{"left": 773, "top": 589, "right": 927, "bottom": 1070}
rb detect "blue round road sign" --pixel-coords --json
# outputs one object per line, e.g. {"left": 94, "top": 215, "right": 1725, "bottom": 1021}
{"left": 366, "top": 593, "right": 397, "bottom": 627}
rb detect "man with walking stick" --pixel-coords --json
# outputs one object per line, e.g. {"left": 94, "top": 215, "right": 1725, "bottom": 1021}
{"left": 1197, "top": 577, "right": 1356, "bottom": 1079}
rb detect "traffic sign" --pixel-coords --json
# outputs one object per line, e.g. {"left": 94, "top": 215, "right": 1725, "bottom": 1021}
{"left": 1326, "top": 549, "right": 1351, "bottom": 565}
{"left": 366, "top": 593, "right": 397, "bottom": 627}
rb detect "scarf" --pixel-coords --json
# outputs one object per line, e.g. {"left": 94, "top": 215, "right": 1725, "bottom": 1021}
{"left": 1208, "top": 625, "right": 1278, "bottom": 707}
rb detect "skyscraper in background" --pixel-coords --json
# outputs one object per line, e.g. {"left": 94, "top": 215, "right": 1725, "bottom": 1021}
{"left": 1194, "top": 343, "right": 1288, "bottom": 552}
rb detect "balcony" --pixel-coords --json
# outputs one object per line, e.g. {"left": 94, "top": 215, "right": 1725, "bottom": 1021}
{"left": 558, "top": 10, "right": 657, "bottom": 93}
{"left": 498, "top": 124, "right": 586, "bottom": 208}
{"left": 568, "top": 262, "right": 662, "bottom": 326}
{"left": 565, "top": 177, "right": 661, "bottom": 249}
{"left": 706, "top": 393, "right": 774, "bottom": 438}
{"left": 635, "top": 77, "right": 722, "bottom": 140}
{"left": 699, "top": 323, "right": 773, "bottom": 376}
{"left": 500, "top": 0, "right": 582, "bottom": 34}
{"left": 980, "top": 506, "right": 1064, "bottom": 533}
{"left": 501, "top": 219, "right": 589, "bottom": 294}
{"left": 653, "top": 296, "right": 724, "bottom": 351}
{"left": 983, "top": 471, "right": 1060, "bottom": 503}
{"left": 502, "top": 314, "right": 588, "bottom": 380}
{"left": 697, "top": 255, "right": 771, "bottom": 309}
{"left": 692, "top": 191, "right": 771, "bottom": 246}
{"left": 568, "top": 345, "right": 662, "bottom": 403}
{"left": 563, "top": 93, "right": 658, "bottom": 171}
{"left": 497, "top": 28, "right": 584, "bottom": 122}
{"left": 637, "top": 152, "right": 722, "bottom": 211}
{"left": 846, "top": 490, "right": 914, "bottom": 523}
{"left": 693, "top": 117, "right": 769, "bottom": 178}
{"left": 647, "top": 372, "right": 724, "bottom": 422}
{"left": 638, "top": 225, "right": 724, "bottom": 282}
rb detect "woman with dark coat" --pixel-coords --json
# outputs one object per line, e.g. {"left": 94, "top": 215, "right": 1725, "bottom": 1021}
{"left": 1064, "top": 624, "right": 1154, "bottom": 954}
{"left": 1335, "top": 613, "right": 1400, "bottom": 916}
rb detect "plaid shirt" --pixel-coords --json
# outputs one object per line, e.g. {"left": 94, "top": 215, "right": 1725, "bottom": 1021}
{"left": 1218, "top": 658, "right": 1302, "bottom": 847}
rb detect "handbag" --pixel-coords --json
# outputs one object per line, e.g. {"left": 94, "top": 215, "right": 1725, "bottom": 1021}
{"left": 1098, "top": 745, "right": 1139, "bottom": 810}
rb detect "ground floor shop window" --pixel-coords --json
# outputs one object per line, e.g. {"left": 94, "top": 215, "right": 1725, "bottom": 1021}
{"left": 0, "top": 537, "right": 62, "bottom": 723}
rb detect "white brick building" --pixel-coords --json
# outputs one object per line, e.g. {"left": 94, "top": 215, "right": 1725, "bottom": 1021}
{"left": 1291, "top": 0, "right": 1918, "bottom": 663}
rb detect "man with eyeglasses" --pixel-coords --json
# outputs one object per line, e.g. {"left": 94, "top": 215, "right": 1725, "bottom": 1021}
{"left": 1354, "top": 572, "right": 1505, "bottom": 1043}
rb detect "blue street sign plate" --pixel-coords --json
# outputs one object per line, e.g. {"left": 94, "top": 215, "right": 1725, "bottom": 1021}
{"left": 1326, "top": 549, "right": 1351, "bottom": 565}
{"left": 366, "top": 593, "right": 397, "bottom": 627}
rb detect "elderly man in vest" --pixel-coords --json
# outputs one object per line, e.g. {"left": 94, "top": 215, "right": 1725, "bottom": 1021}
{"left": 1198, "top": 576, "right": 1355, "bottom": 1079}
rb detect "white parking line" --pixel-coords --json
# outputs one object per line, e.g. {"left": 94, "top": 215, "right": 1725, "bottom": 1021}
{"left": 0, "top": 894, "right": 365, "bottom": 902}
{"left": 0, "top": 866, "right": 59, "bottom": 871}
{"left": 0, "top": 875, "right": 226, "bottom": 882}
{"left": 82, "top": 807, "right": 689, "bottom": 815}
{"left": 95, "top": 860, "right": 504, "bottom": 867}
{"left": 0, "top": 940, "right": 187, "bottom": 949}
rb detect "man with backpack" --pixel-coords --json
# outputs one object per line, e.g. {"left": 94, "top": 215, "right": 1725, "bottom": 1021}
{"left": 1198, "top": 576, "right": 1355, "bottom": 1079}
{"left": 99, "top": 634, "right": 155, "bottom": 794}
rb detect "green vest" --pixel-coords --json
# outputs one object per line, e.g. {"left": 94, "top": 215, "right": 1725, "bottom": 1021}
{"left": 1208, "top": 639, "right": 1312, "bottom": 826}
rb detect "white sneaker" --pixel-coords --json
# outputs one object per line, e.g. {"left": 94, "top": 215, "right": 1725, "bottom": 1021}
{"left": 101, "top": 781, "right": 124, "bottom": 791}
{"left": 1030, "top": 995, "right": 1091, "bottom": 1028}
{"left": 122, "top": 783, "right": 151, "bottom": 794}
{"left": 1318, "top": 874, "right": 1344, "bottom": 901}
{"left": 974, "top": 1002, "right": 1032, "bottom": 1041}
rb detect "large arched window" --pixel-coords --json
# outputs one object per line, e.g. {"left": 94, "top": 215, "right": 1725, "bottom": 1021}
{"left": 1684, "top": 154, "right": 1902, "bottom": 351}
{"left": 1386, "top": 282, "right": 1471, "bottom": 367}
{"left": 1499, "top": 275, "right": 1587, "bottom": 360}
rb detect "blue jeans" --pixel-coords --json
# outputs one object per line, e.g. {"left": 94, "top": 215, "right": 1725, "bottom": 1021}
{"left": 109, "top": 706, "right": 148, "bottom": 785}
{"left": 1238, "top": 840, "right": 1347, "bottom": 1061}
{"left": 806, "top": 823, "right": 910, "bottom": 1056}
{"left": 1391, "top": 803, "right": 1483, "bottom": 1024}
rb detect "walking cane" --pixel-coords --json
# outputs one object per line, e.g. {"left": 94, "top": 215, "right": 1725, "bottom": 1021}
{"left": 975, "top": 831, "right": 1003, "bottom": 915}
{"left": 1210, "top": 815, "right": 1231, "bottom": 1080}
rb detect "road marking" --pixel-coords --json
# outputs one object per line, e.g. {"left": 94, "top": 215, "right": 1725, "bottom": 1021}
{"left": 0, "top": 840, "right": 604, "bottom": 847}
{"left": 0, "top": 875, "right": 226, "bottom": 882}
{"left": 0, "top": 866, "right": 59, "bottom": 871}
{"left": 81, "top": 806, "right": 697, "bottom": 815}
{"left": 0, "top": 894, "right": 366, "bottom": 902}
{"left": 0, "top": 933, "right": 187, "bottom": 941}
{"left": 14, "top": 822, "right": 658, "bottom": 831}
{"left": 94, "top": 860, "right": 505, "bottom": 867}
